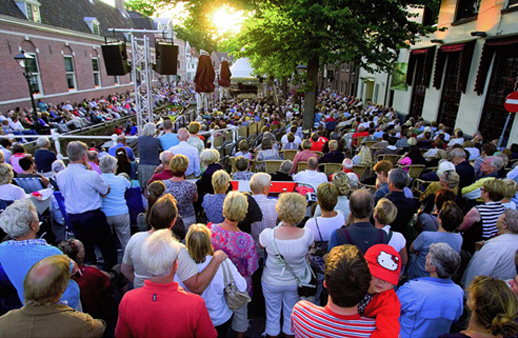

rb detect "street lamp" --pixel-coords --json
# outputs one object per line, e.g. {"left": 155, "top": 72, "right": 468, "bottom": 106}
{"left": 14, "top": 50, "right": 40, "bottom": 134}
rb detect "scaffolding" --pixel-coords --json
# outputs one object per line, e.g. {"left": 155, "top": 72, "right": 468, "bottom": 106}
{"left": 108, "top": 28, "right": 162, "bottom": 133}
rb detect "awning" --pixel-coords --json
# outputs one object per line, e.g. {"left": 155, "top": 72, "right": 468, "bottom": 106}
{"left": 475, "top": 35, "right": 518, "bottom": 95}
{"left": 432, "top": 40, "right": 475, "bottom": 93}
{"left": 406, "top": 47, "right": 435, "bottom": 86}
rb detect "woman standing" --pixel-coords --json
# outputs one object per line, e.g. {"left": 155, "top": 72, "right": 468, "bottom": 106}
{"left": 137, "top": 123, "right": 161, "bottom": 189}
{"left": 196, "top": 149, "right": 223, "bottom": 202}
{"left": 210, "top": 191, "right": 258, "bottom": 338}
{"left": 259, "top": 193, "right": 314, "bottom": 338}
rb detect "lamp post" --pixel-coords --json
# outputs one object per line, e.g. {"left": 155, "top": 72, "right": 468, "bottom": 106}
{"left": 14, "top": 50, "right": 40, "bottom": 134}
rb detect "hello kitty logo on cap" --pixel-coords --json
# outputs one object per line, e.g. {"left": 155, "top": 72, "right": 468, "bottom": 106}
{"left": 377, "top": 251, "right": 399, "bottom": 271}
{"left": 365, "top": 244, "right": 401, "bottom": 286}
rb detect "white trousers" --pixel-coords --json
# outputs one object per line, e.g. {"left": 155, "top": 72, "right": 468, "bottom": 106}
{"left": 262, "top": 281, "right": 299, "bottom": 336}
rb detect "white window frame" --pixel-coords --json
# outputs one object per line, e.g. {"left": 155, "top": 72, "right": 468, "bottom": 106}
{"left": 63, "top": 55, "right": 77, "bottom": 91}
{"left": 92, "top": 58, "right": 101, "bottom": 87}
{"left": 15, "top": 0, "right": 41, "bottom": 23}
{"left": 26, "top": 52, "right": 43, "bottom": 97}
{"left": 84, "top": 17, "right": 101, "bottom": 36}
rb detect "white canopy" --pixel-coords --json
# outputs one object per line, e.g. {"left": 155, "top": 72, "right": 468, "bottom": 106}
{"left": 230, "top": 57, "right": 255, "bottom": 78}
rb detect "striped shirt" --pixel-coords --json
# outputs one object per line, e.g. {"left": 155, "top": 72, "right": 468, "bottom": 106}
{"left": 291, "top": 300, "right": 376, "bottom": 338}
{"left": 476, "top": 201, "right": 505, "bottom": 239}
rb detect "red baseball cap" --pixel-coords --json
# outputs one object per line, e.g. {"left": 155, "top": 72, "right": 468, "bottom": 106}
{"left": 365, "top": 244, "right": 401, "bottom": 286}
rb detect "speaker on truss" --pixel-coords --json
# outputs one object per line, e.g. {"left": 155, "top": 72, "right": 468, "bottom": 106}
{"left": 101, "top": 42, "right": 131, "bottom": 76}
{"left": 154, "top": 41, "right": 178, "bottom": 75}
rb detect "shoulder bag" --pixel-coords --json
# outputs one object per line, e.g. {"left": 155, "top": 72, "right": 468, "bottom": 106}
{"left": 221, "top": 259, "right": 251, "bottom": 311}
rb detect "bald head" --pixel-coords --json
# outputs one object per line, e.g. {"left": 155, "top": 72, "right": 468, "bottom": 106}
{"left": 329, "top": 140, "right": 338, "bottom": 150}
{"left": 349, "top": 189, "right": 375, "bottom": 220}
{"left": 24, "top": 255, "right": 70, "bottom": 305}
{"left": 177, "top": 128, "right": 189, "bottom": 141}
{"left": 307, "top": 157, "right": 319, "bottom": 170}
{"left": 160, "top": 151, "right": 174, "bottom": 165}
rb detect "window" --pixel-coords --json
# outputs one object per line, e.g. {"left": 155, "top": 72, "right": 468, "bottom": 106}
{"left": 508, "top": 0, "right": 518, "bottom": 7}
{"left": 64, "top": 56, "right": 77, "bottom": 91}
{"left": 92, "top": 58, "right": 101, "bottom": 87}
{"left": 374, "top": 84, "right": 379, "bottom": 103}
{"left": 84, "top": 17, "right": 101, "bottom": 36}
{"left": 26, "top": 52, "right": 43, "bottom": 96}
{"left": 114, "top": 76, "right": 120, "bottom": 85}
{"left": 455, "top": 0, "right": 480, "bottom": 21}
{"left": 25, "top": 3, "right": 40, "bottom": 22}
{"left": 92, "top": 23, "right": 100, "bottom": 36}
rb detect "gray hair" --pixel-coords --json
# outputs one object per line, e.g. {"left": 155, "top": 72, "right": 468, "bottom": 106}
{"left": 429, "top": 242, "right": 460, "bottom": 279}
{"left": 200, "top": 149, "right": 219, "bottom": 166}
{"left": 0, "top": 163, "right": 14, "bottom": 185}
{"left": 66, "top": 141, "right": 87, "bottom": 162}
{"left": 250, "top": 173, "right": 271, "bottom": 194}
{"left": 99, "top": 155, "right": 118, "bottom": 174}
{"left": 388, "top": 168, "right": 410, "bottom": 190}
{"left": 503, "top": 209, "right": 518, "bottom": 234}
{"left": 36, "top": 136, "right": 50, "bottom": 148}
{"left": 142, "top": 123, "right": 157, "bottom": 137}
{"left": 486, "top": 156, "right": 504, "bottom": 171}
{"left": 51, "top": 160, "right": 66, "bottom": 173}
{"left": 159, "top": 151, "right": 174, "bottom": 165}
{"left": 0, "top": 199, "right": 38, "bottom": 238}
{"left": 141, "top": 229, "right": 180, "bottom": 277}
{"left": 279, "top": 160, "right": 293, "bottom": 174}
{"left": 449, "top": 148, "right": 466, "bottom": 159}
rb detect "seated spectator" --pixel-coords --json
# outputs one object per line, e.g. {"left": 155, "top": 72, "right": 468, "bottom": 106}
{"left": 420, "top": 170, "right": 459, "bottom": 204}
{"left": 164, "top": 154, "right": 198, "bottom": 230}
{"left": 373, "top": 160, "right": 394, "bottom": 202}
{"left": 187, "top": 121, "right": 205, "bottom": 154}
{"left": 293, "top": 157, "right": 328, "bottom": 189}
{"left": 116, "top": 229, "right": 217, "bottom": 338}
{"left": 460, "top": 179, "right": 506, "bottom": 252}
{"left": 441, "top": 276, "right": 518, "bottom": 338}
{"left": 318, "top": 140, "right": 344, "bottom": 165}
{"left": 462, "top": 140, "right": 480, "bottom": 161}
{"left": 259, "top": 193, "right": 313, "bottom": 338}
{"left": 203, "top": 170, "right": 230, "bottom": 224}
{"left": 397, "top": 243, "right": 463, "bottom": 338}
{"left": 235, "top": 140, "right": 253, "bottom": 160}
{"left": 447, "top": 128, "right": 464, "bottom": 147}
{"left": 0, "top": 199, "right": 80, "bottom": 309}
{"left": 0, "top": 138, "right": 12, "bottom": 165}
{"left": 376, "top": 137, "right": 399, "bottom": 156}
{"left": 373, "top": 198, "right": 407, "bottom": 266}
{"left": 310, "top": 132, "right": 326, "bottom": 152}
{"left": 385, "top": 168, "right": 416, "bottom": 237}
{"left": 9, "top": 144, "right": 27, "bottom": 174}
{"left": 147, "top": 151, "right": 174, "bottom": 185}
{"left": 270, "top": 160, "right": 293, "bottom": 182}
{"left": 87, "top": 151, "right": 101, "bottom": 175}
{"left": 408, "top": 201, "right": 463, "bottom": 279}
{"left": 328, "top": 189, "right": 388, "bottom": 253}
{"left": 0, "top": 255, "right": 105, "bottom": 337}
{"left": 291, "top": 245, "right": 376, "bottom": 337}
{"left": 449, "top": 147, "right": 475, "bottom": 190}
{"left": 17, "top": 155, "right": 50, "bottom": 188}
{"left": 501, "top": 178, "right": 517, "bottom": 209}
{"left": 421, "top": 159, "right": 456, "bottom": 182}
{"left": 289, "top": 140, "right": 317, "bottom": 175}
{"left": 233, "top": 156, "right": 253, "bottom": 180}
{"left": 462, "top": 209, "right": 518, "bottom": 288}
{"left": 315, "top": 171, "right": 350, "bottom": 217}
{"left": 58, "top": 239, "right": 112, "bottom": 320}
{"left": 474, "top": 142, "right": 497, "bottom": 180}
{"left": 256, "top": 138, "right": 280, "bottom": 171}
{"left": 398, "top": 144, "right": 428, "bottom": 167}
{"left": 99, "top": 155, "right": 131, "bottom": 252}
{"left": 121, "top": 194, "right": 226, "bottom": 293}
{"left": 210, "top": 192, "right": 258, "bottom": 337}
{"left": 281, "top": 126, "right": 302, "bottom": 146}
{"left": 281, "top": 132, "right": 298, "bottom": 151}
{"left": 34, "top": 136, "right": 57, "bottom": 175}
{"left": 182, "top": 224, "right": 247, "bottom": 337}
{"left": 418, "top": 189, "right": 457, "bottom": 232}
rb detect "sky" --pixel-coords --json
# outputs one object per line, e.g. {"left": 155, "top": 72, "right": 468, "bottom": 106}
{"left": 99, "top": 0, "right": 115, "bottom": 6}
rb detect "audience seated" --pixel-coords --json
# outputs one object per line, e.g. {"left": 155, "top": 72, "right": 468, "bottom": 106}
{"left": 293, "top": 157, "right": 328, "bottom": 188}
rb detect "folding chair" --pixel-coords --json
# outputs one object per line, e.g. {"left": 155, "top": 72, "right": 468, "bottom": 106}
{"left": 351, "top": 165, "right": 368, "bottom": 180}
{"left": 13, "top": 177, "right": 43, "bottom": 194}
{"left": 264, "top": 160, "right": 283, "bottom": 174}
{"left": 281, "top": 150, "right": 298, "bottom": 161}
{"left": 323, "top": 163, "right": 343, "bottom": 177}
{"left": 297, "top": 161, "right": 308, "bottom": 173}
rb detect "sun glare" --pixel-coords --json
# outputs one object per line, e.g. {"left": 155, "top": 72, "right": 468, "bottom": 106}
{"left": 212, "top": 6, "right": 246, "bottom": 35}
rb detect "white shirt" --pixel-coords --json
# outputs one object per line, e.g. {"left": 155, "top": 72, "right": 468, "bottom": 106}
{"left": 294, "top": 170, "right": 328, "bottom": 190}
{"left": 281, "top": 134, "right": 302, "bottom": 145}
{"left": 250, "top": 194, "right": 278, "bottom": 255}
{"left": 305, "top": 211, "right": 345, "bottom": 241}
{"left": 0, "top": 184, "right": 26, "bottom": 201}
{"left": 382, "top": 225, "right": 406, "bottom": 253}
{"left": 169, "top": 141, "right": 201, "bottom": 177}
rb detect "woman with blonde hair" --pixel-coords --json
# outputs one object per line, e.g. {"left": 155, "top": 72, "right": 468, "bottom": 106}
{"left": 314, "top": 171, "right": 351, "bottom": 217}
{"left": 210, "top": 191, "right": 258, "bottom": 338}
{"left": 259, "top": 193, "right": 314, "bottom": 338}
{"left": 440, "top": 276, "right": 518, "bottom": 338}
{"left": 183, "top": 224, "right": 246, "bottom": 337}
{"left": 202, "top": 170, "right": 230, "bottom": 223}
{"left": 0, "top": 163, "right": 25, "bottom": 202}
{"left": 501, "top": 178, "right": 518, "bottom": 209}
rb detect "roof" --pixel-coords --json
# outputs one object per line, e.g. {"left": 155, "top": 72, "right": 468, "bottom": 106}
{"left": 128, "top": 11, "right": 154, "bottom": 30}
{"left": 0, "top": 0, "right": 139, "bottom": 36}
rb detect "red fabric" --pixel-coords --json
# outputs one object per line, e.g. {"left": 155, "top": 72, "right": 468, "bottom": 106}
{"left": 72, "top": 266, "right": 112, "bottom": 319}
{"left": 148, "top": 168, "right": 174, "bottom": 185}
{"left": 352, "top": 131, "right": 369, "bottom": 147}
{"left": 218, "top": 60, "right": 232, "bottom": 87}
{"left": 440, "top": 43, "right": 466, "bottom": 53}
{"left": 362, "top": 289, "right": 401, "bottom": 338}
{"left": 290, "top": 150, "right": 319, "bottom": 175}
{"left": 194, "top": 55, "right": 215, "bottom": 93}
{"left": 115, "top": 281, "right": 217, "bottom": 338}
{"left": 310, "top": 138, "right": 326, "bottom": 152}
{"left": 410, "top": 48, "right": 431, "bottom": 55}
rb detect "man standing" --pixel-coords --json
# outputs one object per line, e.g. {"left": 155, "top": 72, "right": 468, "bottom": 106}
{"left": 115, "top": 230, "right": 217, "bottom": 338}
{"left": 291, "top": 245, "right": 376, "bottom": 337}
{"left": 158, "top": 119, "right": 179, "bottom": 150}
{"left": 169, "top": 128, "right": 201, "bottom": 177}
{"left": 56, "top": 141, "right": 117, "bottom": 270}
{"left": 249, "top": 173, "right": 278, "bottom": 254}
{"left": 108, "top": 135, "right": 135, "bottom": 161}
{"left": 293, "top": 157, "right": 328, "bottom": 189}
{"left": 328, "top": 189, "right": 388, "bottom": 253}
{"left": 397, "top": 243, "right": 463, "bottom": 338}
{"left": 385, "top": 168, "right": 416, "bottom": 237}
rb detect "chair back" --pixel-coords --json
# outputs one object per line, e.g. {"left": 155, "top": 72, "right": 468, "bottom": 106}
{"left": 323, "top": 163, "right": 342, "bottom": 177}
{"left": 248, "top": 123, "right": 258, "bottom": 136}
{"left": 351, "top": 165, "right": 368, "bottom": 180}
{"left": 125, "top": 187, "right": 145, "bottom": 226}
{"left": 297, "top": 161, "right": 308, "bottom": 173}
{"left": 313, "top": 151, "right": 323, "bottom": 159}
{"left": 364, "top": 140, "right": 377, "bottom": 148}
{"left": 224, "top": 131, "right": 233, "bottom": 142}
{"left": 213, "top": 136, "right": 224, "bottom": 148}
{"left": 12, "top": 177, "right": 43, "bottom": 194}
{"left": 238, "top": 126, "right": 248, "bottom": 138}
{"left": 378, "top": 154, "right": 400, "bottom": 164}
{"left": 281, "top": 150, "right": 297, "bottom": 161}
{"left": 264, "top": 160, "right": 283, "bottom": 174}
{"left": 406, "top": 164, "right": 426, "bottom": 178}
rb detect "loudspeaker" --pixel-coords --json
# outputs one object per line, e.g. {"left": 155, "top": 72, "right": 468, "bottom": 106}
{"left": 154, "top": 42, "right": 178, "bottom": 75}
{"left": 101, "top": 43, "right": 131, "bottom": 76}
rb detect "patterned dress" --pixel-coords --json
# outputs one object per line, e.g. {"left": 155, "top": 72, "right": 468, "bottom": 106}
{"left": 202, "top": 194, "right": 226, "bottom": 223}
{"left": 210, "top": 223, "right": 259, "bottom": 295}
{"left": 163, "top": 180, "right": 197, "bottom": 218}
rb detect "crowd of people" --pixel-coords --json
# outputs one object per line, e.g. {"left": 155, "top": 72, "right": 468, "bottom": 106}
{"left": 0, "top": 89, "right": 517, "bottom": 338}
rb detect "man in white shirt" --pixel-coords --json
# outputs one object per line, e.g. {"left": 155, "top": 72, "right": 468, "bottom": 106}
{"left": 280, "top": 126, "right": 302, "bottom": 145}
{"left": 249, "top": 173, "right": 278, "bottom": 256}
{"left": 169, "top": 128, "right": 201, "bottom": 177}
{"left": 293, "top": 157, "right": 328, "bottom": 190}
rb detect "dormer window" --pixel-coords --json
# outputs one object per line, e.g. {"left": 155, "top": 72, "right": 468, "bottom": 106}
{"left": 15, "top": 0, "right": 41, "bottom": 23}
{"left": 84, "top": 17, "right": 101, "bottom": 36}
